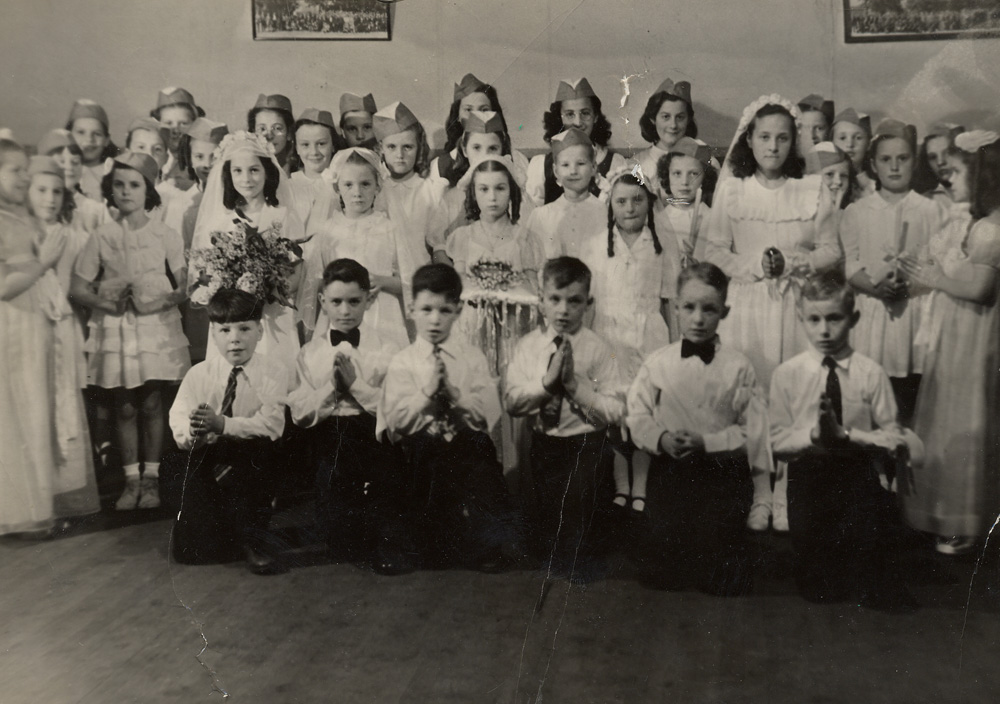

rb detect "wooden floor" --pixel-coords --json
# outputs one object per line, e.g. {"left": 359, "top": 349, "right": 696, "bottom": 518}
{"left": 2, "top": 506, "right": 999, "bottom": 704}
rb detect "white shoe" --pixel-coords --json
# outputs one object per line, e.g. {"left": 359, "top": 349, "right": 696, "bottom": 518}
{"left": 936, "top": 536, "right": 975, "bottom": 555}
{"left": 115, "top": 478, "right": 142, "bottom": 511}
{"left": 137, "top": 477, "right": 161, "bottom": 509}
{"left": 747, "top": 502, "right": 771, "bottom": 531}
{"left": 772, "top": 502, "right": 789, "bottom": 532}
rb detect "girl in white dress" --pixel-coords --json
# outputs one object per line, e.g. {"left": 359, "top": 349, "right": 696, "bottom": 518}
{"left": 633, "top": 78, "right": 699, "bottom": 200}
{"left": 191, "top": 131, "right": 305, "bottom": 370}
{"left": 71, "top": 152, "right": 190, "bottom": 511}
{"left": 705, "top": 94, "right": 841, "bottom": 532}
{"left": 289, "top": 108, "right": 342, "bottom": 238}
{"left": 37, "top": 128, "right": 108, "bottom": 235}
{"left": 26, "top": 156, "right": 100, "bottom": 520}
{"left": 301, "top": 148, "right": 408, "bottom": 350}
{"left": 841, "top": 119, "right": 946, "bottom": 424}
{"left": 582, "top": 168, "right": 677, "bottom": 514}
{"left": 65, "top": 99, "right": 118, "bottom": 202}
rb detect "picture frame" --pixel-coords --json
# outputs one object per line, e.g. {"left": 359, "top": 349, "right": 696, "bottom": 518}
{"left": 252, "top": 0, "right": 391, "bottom": 41}
{"left": 843, "top": 0, "right": 1000, "bottom": 43}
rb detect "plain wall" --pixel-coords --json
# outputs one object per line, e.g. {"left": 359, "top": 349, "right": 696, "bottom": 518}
{"left": 2, "top": 0, "right": 1000, "bottom": 151}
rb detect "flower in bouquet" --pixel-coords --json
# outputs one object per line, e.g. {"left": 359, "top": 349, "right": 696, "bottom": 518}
{"left": 189, "top": 219, "right": 302, "bottom": 307}
{"left": 469, "top": 257, "right": 518, "bottom": 291}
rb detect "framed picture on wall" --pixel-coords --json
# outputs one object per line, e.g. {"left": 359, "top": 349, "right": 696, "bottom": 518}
{"left": 253, "top": 0, "right": 391, "bottom": 41}
{"left": 843, "top": 0, "right": 1000, "bottom": 43}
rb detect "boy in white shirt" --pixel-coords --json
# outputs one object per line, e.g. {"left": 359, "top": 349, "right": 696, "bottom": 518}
{"left": 288, "top": 259, "right": 404, "bottom": 572}
{"left": 505, "top": 257, "right": 623, "bottom": 577}
{"left": 627, "top": 262, "right": 768, "bottom": 595}
{"left": 167, "top": 289, "right": 290, "bottom": 575}
{"left": 770, "top": 270, "right": 919, "bottom": 612}
{"left": 376, "top": 264, "right": 519, "bottom": 572}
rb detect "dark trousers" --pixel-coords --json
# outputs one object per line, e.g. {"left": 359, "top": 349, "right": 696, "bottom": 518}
{"left": 311, "top": 414, "right": 406, "bottom": 557}
{"left": 890, "top": 374, "right": 921, "bottom": 428}
{"left": 163, "top": 438, "right": 279, "bottom": 564}
{"left": 397, "top": 428, "right": 520, "bottom": 567}
{"left": 529, "top": 430, "right": 611, "bottom": 564}
{"left": 787, "top": 451, "right": 905, "bottom": 603}
{"left": 636, "top": 453, "right": 754, "bottom": 596}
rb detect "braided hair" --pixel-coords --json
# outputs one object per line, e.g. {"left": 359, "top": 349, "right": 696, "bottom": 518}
{"left": 606, "top": 173, "right": 662, "bottom": 257}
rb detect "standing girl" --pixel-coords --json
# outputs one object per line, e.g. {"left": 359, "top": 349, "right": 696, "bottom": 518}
{"left": 37, "top": 128, "right": 108, "bottom": 234}
{"left": 191, "top": 131, "right": 305, "bottom": 370}
{"left": 302, "top": 148, "right": 407, "bottom": 350}
{"left": 705, "top": 94, "right": 841, "bottom": 532}
{"left": 290, "top": 108, "right": 342, "bottom": 237}
{"left": 26, "top": 156, "right": 100, "bottom": 519}
{"left": 831, "top": 108, "right": 875, "bottom": 198}
{"left": 900, "top": 131, "right": 1000, "bottom": 555}
{"left": 1, "top": 139, "right": 82, "bottom": 537}
{"left": 71, "top": 152, "right": 191, "bottom": 511}
{"left": 150, "top": 87, "right": 205, "bottom": 184}
{"left": 915, "top": 123, "right": 965, "bottom": 202}
{"left": 339, "top": 93, "right": 378, "bottom": 149}
{"left": 372, "top": 101, "right": 443, "bottom": 306}
{"left": 654, "top": 136, "right": 717, "bottom": 275}
{"left": 65, "top": 99, "right": 118, "bottom": 201}
{"left": 248, "top": 94, "right": 296, "bottom": 173}
{"left": 633, "top": 79, "right": 699, "bottom": 199}
{"left": 840, "top": 119, "right": 945, "bottom": 425}
{"left": 525, "top": 78, "right": 625, "bottom": 207}
{"left": 582, "top": 169, "right": 676, "bottom": 514}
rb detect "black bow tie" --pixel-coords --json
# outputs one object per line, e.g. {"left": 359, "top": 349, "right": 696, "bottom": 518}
{"left": 330, "top": 328, "right": 360, "bottom": 348}
{"left": 681, "top": 338, "right": 715, "bottom": 364}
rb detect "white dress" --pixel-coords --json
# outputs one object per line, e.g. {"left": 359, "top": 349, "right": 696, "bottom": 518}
{"left": 704, "top": 174, "right": 838, "bottom": 386}
{"left": 840, "top": 190, "right": 945, "bottom": 377}
{"left": 303, "top": 210, "right": 409, "bottom": 351}
{"left": 653, "top": 202, "right": 711, "bottom": 298}
{"left": 290, "top": 170, "right": 340, "bottom": 238}
{"left": 194, "top": 205, "right": 304, "bottom": 371}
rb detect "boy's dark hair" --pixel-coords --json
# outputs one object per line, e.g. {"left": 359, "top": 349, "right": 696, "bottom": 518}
{"left": 207, "top": 288, "right": 265, "bottom": 323}
{"left": 323, "top": 257, "right": 371, "bottom": 291}
{"left": 444, "top": 84, "right": 508, "bottom": 152}
{"left": 677, "top": 261, "right": 729, "bottom": 302}
{"left": 729, "top": 104, "right": 803, "bottom": 180}
{"left": 464, "top": 159, "right": 522, "bottom": 224}
{"left": 970, "top": 139, "right": 1000, "bottom": 221}
{"left": 412, "top": 263, "right": 462, "bottom": 303}
{"left": 542, "top": 97, "right": 613, "bottom": 147}
{"left": 656, "top": 151, "right": 718, "bottom": 207}
{"left": 799, "top": 269, "right": 855, "bottom": 312}
{"left": 221, "top": 155, "right": 281, "bottom": 210}
{"left": 542, "top": 256, "right": 592, "bottom": 293}
{"left": 101, "top": 166, "right": 162, "bottom": 211}
{"left": 639, "top": 92, "right": 698, "bottom": 145}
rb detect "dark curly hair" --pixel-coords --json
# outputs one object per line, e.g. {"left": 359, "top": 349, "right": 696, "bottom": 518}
{"left": 606, "top": 174, "right": 661, "bottom": 257}
{"left": 542, "top": 96, "right": 613, "bottom": 147}
{"left": 442, "top": 129, "right": 512, "bottom": 188}
{"left": 463, "top": 159, "right": 522, "bottom": 224}
{"left": 101, "top": 166, "right": 162, "bottom": 212}
{"left": 639, "top": 92, "right": 698, "bottom": 145}
{"left": 656, "top": 152, "right": 717, "bottom": 208}
{"left": 221, "top": 155, "right": 281, "bottom": 210}
{"left": 970, "top": 139, "right": 1000, "bottom": 221}
{"left": 728, "top": 104, "right": 802, "bottom": 180}
{"left": 443, "top": 84, "right": 508, "bottom": 153}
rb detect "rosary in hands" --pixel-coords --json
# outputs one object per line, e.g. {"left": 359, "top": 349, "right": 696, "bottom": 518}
{"left": 761, "top": 247, "right": 785, "bottom": 279}
{"left": 190, "top": 403, "right": 224, "bottom": 437}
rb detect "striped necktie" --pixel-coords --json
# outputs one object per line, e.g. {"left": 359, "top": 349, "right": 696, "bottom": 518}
{"left": 220, "top": 366, "right": 242, "bottom": 418}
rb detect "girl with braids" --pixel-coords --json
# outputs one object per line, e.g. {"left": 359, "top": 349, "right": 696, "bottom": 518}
{"left": 581, "top": 169, "right": 679, "bottom": 516}
{"left": 524, "top": 78, "right": 625, "bottom": 207}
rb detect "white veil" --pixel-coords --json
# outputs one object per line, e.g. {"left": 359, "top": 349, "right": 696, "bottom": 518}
{"left": 191, "top": 130, "right": 299, "bottom": 251}
{"left": 718, "top": 94, "right": 803, "bottom": 185}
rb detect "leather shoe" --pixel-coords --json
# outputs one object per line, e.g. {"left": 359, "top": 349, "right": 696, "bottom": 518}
{"left": 243, "top": 544, "right": 287, "bottom": 576}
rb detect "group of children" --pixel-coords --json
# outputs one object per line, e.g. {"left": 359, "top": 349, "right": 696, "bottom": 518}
{"left": 3, "top": 77, "right": 1000, "bottom": 615}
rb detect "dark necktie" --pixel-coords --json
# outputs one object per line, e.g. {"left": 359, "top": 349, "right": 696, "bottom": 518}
{"left": 822, "top": 356, "right": 843, "bottom": 426}
{"left": 329, "top": 328, "right": 360, "bottom": 348}
{"left": 428, "top": 345, "right": 457, "bottom": 440}
{"left": 220, "top": 366, "right": 242, "bottom": 418}
{"left": 681, "top": 337, "right": 715, "bottom": 365}
{"left": 540, "top": 336, "right": 564, "bottom": 429}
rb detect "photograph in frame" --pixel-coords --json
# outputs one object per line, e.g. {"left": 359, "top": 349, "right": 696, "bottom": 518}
{"left": 252, "top": 0, "right": 390, "bottom": 41}
{"left": 843, "top": 0, "right": 1000, "bottom": 43}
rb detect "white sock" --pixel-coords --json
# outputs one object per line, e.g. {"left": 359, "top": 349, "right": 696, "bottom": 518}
{"left": 123, "top": 462, "right": 141, "bottom": 479}
{"left": 143, "top": 461, "right": 160, "bottom": 479}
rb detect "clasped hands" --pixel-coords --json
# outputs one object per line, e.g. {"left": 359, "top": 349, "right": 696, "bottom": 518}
{"left": 658, "top": 429, "right": 705, "bottom": 459}
{"left": 424, "top": 355, "right": 460, "bottom": 406}
{"left": 100, "top": 283, "right": 186, "bottom": 316}
{"left": 189, "top": 403, "right": 224, "bottom": 438}
{"left": 542, "top": 338, "right": 578, "bottom": 397}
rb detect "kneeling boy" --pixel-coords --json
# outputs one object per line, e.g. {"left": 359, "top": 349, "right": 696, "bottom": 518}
{"left": 376, "top": 263, "right": 519, "bottom": 572}
{"left": 167, "top": 289, "right": 291, "bottom": 574}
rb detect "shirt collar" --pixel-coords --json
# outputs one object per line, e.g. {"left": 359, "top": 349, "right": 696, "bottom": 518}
{"left": 805, "top": 346, "right": 853, "bottom": 371}
{"left": 542, "top": 323, "right": 584, "bottom": 345}
{"left": 413, "top": 334, "right": 459, "bottom": 359}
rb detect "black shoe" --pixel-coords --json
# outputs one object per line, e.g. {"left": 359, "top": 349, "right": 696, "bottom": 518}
{"left": 243, "top": 544, "right": 287, "bottom": 576}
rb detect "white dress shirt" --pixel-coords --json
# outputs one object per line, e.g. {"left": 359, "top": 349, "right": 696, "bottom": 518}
{"left": 169, "top": 352, "right": 290, "bottom": 450}
{"left": 523, "top": 193, "right": 606, "bottom": 260}
{"left": 504, "top": 325, "right": 624, "bottom": 437}
{"left": 288, "top": 322, "right": 398, "bottom": 427}
{"left": 626, "top": 339, "right": 770, "bottom": 471}
{"left": 376, "top": 335, "right": 501, "bottom": 442}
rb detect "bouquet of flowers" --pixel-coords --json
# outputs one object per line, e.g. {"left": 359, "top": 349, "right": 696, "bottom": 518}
{"left": 189, "top": 218, "right": 302, "bottom": 307}
{"left": 469, "top": 258, "right": 518, "bottom": 291}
